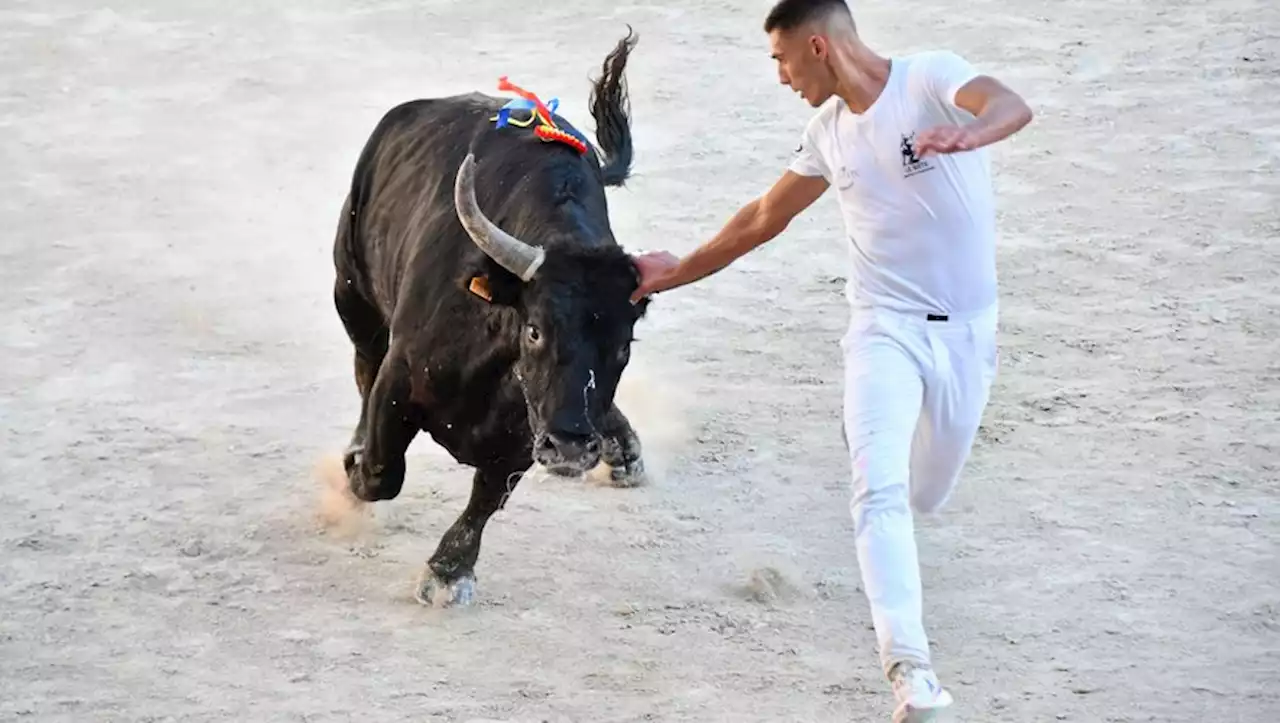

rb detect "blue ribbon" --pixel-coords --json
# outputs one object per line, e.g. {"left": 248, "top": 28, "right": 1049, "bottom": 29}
{"left": 494, "top": 97, "right": 559, "bottom": 128}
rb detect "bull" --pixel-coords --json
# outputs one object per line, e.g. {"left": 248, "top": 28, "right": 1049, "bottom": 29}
{"left": 329, "top": 30, "right": 651, "bottom": 606}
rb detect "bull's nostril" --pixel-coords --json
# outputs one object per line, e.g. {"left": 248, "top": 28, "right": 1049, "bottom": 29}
{"left": 546, "top": 431, "right": 599, "bottom": 459}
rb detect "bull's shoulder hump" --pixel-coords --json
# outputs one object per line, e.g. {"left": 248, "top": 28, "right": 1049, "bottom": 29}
{"left": 364, "top": 93, "right": 502, "bottom": 141}
{"left": 381, "top": 92, "right": 503, "bottom": 118}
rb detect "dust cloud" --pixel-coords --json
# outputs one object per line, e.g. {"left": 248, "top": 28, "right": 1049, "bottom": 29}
{"left": 312, "top": 452, "right": 371, "bottom": 540}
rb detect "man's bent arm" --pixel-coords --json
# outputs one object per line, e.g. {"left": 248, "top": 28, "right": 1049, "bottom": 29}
{"left": 646, "top": 171, "right": 828, "bottom": 295}
{"left": 954, "top": 76, "right": 1034, "bottom": 148}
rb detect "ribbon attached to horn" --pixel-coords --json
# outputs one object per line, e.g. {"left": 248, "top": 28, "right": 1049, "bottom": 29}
{"left": 490, "top": 76, "right": 589, "bottom": 155}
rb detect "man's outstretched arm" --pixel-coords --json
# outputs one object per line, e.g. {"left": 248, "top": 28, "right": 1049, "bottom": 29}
{"left": 631, "top": 170, "right": 829, "bottom": 302}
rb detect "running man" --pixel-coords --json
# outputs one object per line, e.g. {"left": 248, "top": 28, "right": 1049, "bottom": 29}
{"left": 630, "top": 1, "right": 1034, "bottom": 720}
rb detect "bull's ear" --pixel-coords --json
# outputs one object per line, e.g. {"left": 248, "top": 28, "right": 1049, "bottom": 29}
{"left": 631, "top": 295, "right": 651, "bottom": 320}
{"left": 461, "top": 261, "right": 523, "bottom": 306}
{"left": 467, "top": 275, "right": 494, "bottom": 302}
{"left": 625, "top": 256, "right": 651, "bottom": 320}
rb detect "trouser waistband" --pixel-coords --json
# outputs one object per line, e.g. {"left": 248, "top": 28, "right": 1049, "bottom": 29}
{"left": 850, "top": 300, "right": 999, "bottom": 327}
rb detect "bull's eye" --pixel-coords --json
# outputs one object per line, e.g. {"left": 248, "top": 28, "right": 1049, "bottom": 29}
{"left": 525, "top": 324, "right": 541, "bottom": 345}
{"left": 617, "top": 345, "right": 630, "bottom": 363}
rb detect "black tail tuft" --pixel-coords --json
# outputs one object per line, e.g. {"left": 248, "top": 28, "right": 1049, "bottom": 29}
{"left": 588, "top": 27, "right": 638, "bottom": 187}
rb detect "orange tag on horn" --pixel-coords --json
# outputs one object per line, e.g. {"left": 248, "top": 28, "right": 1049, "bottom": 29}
{"left": 469, "top": 276, "right": 492, "bottom": 301}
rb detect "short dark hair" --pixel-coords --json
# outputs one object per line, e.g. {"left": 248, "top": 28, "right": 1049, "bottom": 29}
{"left": 763, "top": 0, "right": 853, "bottom": 33}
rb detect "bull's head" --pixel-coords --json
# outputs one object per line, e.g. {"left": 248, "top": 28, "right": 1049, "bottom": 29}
{"left": 454, "top": 153, "right": 648, "bottom": 476}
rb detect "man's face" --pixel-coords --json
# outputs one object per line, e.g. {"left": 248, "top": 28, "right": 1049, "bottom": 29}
{"left": 769, "top": 28, "right": 835, "bottom": 107}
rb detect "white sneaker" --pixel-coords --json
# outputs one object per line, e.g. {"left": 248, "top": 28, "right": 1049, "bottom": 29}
{"left": 890, "top": 663, "right": 954, "bottom": 723}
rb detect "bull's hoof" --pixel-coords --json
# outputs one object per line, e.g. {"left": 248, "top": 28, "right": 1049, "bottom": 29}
{"left": 346, "top": 455, "right": 404, "bottom": 502}
{"left": 414, "top": 570, "right": 476, "bottom": 608}
{"left": 605, "top": 454, "right": 647, "bottom": 488}
{"left": 343, "top": 444, "right": 363, "bottom": 473}
{"left": 601, "top": 435, "right": 646, "bottom": 488}
{"left": 347, "top": 464, "right": 379, "bottom": 502}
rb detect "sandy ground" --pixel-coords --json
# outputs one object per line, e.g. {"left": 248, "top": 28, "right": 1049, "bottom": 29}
{"left": 2, "top": 1, "right": 1277, "bottom": 721}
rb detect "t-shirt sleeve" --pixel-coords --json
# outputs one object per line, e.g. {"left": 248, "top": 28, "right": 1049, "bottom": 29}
{"left": 787, "top": 120, "right": 830, "bottom": 181}
{"left": 921, "top": 50, "right": 982, "bottom": 110}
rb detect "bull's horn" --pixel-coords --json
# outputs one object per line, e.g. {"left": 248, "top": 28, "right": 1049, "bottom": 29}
{"left": 453, "top": 153, "right": 545, "bottom": 281}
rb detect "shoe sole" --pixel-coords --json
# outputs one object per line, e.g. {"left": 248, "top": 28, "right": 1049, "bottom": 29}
{"left": 895, "top": 709, "right": 951, "bottom": 723}
{"left": 894, "top": 696, "right": 954, "bottom": 723}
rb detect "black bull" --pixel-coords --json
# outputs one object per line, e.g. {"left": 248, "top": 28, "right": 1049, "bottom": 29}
{"left": 330, "top": 31, "right": 652, "bottom": 606}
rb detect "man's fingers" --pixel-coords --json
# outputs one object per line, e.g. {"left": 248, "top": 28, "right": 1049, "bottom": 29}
{"left": 915, "top": 130, "right": 960, "bottom": 157}
{"left": 631, "top": 286, "right": 655, "bottom": 305}
{"left": 914, "top": 126, "right": 982, "bottom": 157}
{"left": 914, "top": 131, "right": 943, "bottom": 154}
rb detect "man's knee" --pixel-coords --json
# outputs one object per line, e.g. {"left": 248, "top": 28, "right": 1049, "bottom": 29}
{"left": 846, "top": 419, "right": 918, "bottom": 534}
{"left": 850, "top": 480, "right": 912, "bottom": 534}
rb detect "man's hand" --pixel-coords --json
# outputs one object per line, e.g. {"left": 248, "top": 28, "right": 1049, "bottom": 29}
{"left": 630, "top": 250, "right": 680, "bottom": 303}
{"left": 625, "top": 170, "right": 828, "bottom": 305}
{"left": 913, "top": 125, "right": 980, "bottom": 157}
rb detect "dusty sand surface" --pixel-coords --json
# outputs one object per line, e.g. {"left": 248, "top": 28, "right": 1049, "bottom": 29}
{"left": 2, "top": 1, "right": 1277, "bottom": 721}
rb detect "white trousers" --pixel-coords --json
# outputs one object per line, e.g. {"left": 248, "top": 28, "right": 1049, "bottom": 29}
{"left": 841, "top": 301, "right": 999, "bottom": 676}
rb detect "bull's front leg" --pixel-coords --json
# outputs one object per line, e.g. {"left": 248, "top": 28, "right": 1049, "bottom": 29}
{"left": 600, "top": 403, "right": 646, "bottom": 488}
{"left": 346, "top": 350, "right": 419, "bottom": 502}
{"left": 415, "top": 458, "right": 528, "bottom": 607}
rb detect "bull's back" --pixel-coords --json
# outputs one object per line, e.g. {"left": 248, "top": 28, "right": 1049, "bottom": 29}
{"left": 337, "top": 93, "right": 502, "bottom": 317}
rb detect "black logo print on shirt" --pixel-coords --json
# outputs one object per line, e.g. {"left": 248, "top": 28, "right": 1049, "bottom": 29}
{"left": 900, "top": 132, "right": 935, "bottom": 179}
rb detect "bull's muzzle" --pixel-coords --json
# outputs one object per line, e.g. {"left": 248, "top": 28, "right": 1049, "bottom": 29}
{"left": 535, "top": 429, "right": 602, "bottom": 476}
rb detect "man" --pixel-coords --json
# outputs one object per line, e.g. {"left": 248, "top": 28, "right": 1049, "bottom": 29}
{"left": 630, "top": 0, "right": 1033, "bottom": 720}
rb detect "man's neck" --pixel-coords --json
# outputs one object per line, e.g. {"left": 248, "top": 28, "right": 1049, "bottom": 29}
{"left": 831, "top": 45, "right": 892, "bottom": 114}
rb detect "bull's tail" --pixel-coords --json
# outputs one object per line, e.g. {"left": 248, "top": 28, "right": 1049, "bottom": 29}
{"left": 588, "top": 28, "right": 637, "bottom": 187}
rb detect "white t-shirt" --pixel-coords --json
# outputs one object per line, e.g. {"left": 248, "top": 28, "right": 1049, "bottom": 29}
{"left": 789, "top": 50, "right": 997, "bottom": 316}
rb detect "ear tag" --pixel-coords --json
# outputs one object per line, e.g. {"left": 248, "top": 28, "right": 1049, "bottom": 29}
{"left": 469, "top": 276, "right": 493, "bottom": 301}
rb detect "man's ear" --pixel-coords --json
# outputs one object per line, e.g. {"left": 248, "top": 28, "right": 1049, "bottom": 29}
{"left": 461, "top": 258, "right": 523, "bottom": 306}
{"left": 809, "top": 34, "right": 826, "bottom": 58}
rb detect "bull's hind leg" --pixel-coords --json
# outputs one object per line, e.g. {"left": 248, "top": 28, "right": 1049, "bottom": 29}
{"left": 600, "top": 403, "right": 646, "bottom": 487}
{"left": 415, "top": 459, "right": 528, "bottom": 607}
